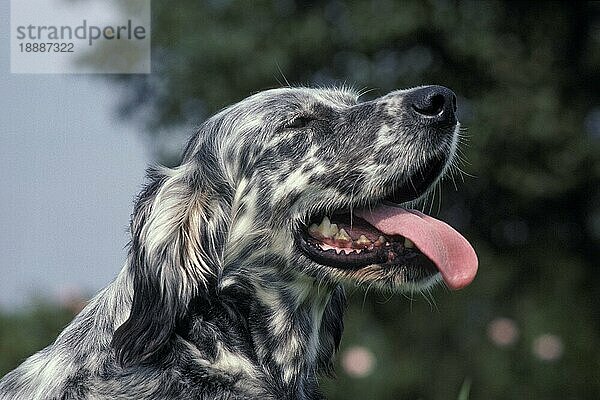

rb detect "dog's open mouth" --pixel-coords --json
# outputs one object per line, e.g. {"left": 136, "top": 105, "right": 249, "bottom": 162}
{"left": 298, "top": 207, "right": 477, "bottom": 289}
{"left": 299, "top": 212, "right": 439, "bottom": 283}
{"left": 297, "top": 158, "right": 478, "bottom": 290}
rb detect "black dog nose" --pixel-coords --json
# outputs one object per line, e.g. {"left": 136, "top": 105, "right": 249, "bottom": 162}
{"left": 407, "top": 85, "right": 457, "bottom": 125}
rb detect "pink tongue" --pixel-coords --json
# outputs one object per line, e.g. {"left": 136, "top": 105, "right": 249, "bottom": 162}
{"left": 356, "top": 205, "right": 478, "bottom": 290}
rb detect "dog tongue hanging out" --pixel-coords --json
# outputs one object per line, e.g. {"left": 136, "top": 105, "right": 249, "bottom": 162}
{"left": 356, "top": 206, "right": 478, "bottom": 290}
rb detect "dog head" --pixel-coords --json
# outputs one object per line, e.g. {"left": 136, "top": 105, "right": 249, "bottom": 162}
{"left": 112, "top": 86, "right": 478, "bottom": 366}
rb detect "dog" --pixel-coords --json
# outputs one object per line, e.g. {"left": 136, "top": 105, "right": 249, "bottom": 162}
{"left": 0, "top": 85, "right": 477, "bottom": 399}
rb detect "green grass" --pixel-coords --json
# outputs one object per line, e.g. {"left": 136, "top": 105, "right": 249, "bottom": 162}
{"left": 457, "top": 378, "right": 471, "bottom": 400}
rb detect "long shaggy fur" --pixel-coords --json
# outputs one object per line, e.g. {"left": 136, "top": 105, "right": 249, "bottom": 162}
{"left": 0, "top": 86, "right": 460, "bottom": 399}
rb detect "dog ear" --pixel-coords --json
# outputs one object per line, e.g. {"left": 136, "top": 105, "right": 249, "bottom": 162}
{"left": 112, "top": 164, "right": 218, "bottom": 367}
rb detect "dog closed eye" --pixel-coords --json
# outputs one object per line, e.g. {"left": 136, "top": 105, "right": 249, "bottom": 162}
{"left": 285, "top": 115, "right": 315, "bottom": 129}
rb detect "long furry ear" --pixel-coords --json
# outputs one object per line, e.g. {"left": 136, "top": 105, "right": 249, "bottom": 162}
{"left": 112, "top": 165, "right": 216, "bottom": 367}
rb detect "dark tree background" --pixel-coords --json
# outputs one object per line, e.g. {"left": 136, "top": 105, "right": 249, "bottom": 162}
{"left": 2, "top": 1, "right": 599, "bottom": 399}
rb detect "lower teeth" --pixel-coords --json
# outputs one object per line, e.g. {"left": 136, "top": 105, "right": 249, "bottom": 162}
{"left": 317, "top": 243, "right": 362, "bottom": 255}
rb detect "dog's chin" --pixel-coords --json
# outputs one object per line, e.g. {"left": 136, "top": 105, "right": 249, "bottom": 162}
{"left": 295, "top": 157, "right": 449, "bottom": 291}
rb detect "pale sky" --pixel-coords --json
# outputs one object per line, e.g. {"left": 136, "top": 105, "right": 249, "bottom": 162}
{"left": 0, "top": 1, "right": 153, "bottom": 308}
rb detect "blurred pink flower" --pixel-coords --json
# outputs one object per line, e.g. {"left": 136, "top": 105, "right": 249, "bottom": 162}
{"left": 487, "top": 317, "right": 520, "bottom": 347}
{"left": 532, "top": 334, "right": 564, "bottom": 361}
{"left": 341, "top": 345, "right": 376, "bottom": 378}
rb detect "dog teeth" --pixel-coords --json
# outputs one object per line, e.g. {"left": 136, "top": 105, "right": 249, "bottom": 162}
{"left": 328, "top": 223, "right": 339, "bottom": 237}
{"left": 319, "top": 216, "right": 331, "bottom": 237}
{"left": 340, "top": 248, "right": 359, "bottom": 255}
{"left": 404, "top": 238, "right": 415, "bottom": 248}
{"left": 335, "top": 247, "right": 354, "bottom": 255}
{"left": 308, "top": 223, "right": 320, "bottom": 237}
{"left": 319, "top": 217, "right": 339, "bottom": 238}
{"left": 309, "top": 218, "right": 394, "bottom": 254}
{"left": 334, "top": 228, "right": 351, "bottom": 242}
{"left": 374, "top": 236, "right": 386, "bottom": 247}
{"left": 355, "top": 235, "right": 371, "bottom": 248}
{"left": 309, "top": 217, "right": 339, "bottom": 239}
{"left": 316, "top": 238, "right": 364, "bottom": 256}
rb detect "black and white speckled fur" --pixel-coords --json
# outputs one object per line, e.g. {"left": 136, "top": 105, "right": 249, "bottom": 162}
{"left": 0, "top": 86, "right": 460, "bottom": 399}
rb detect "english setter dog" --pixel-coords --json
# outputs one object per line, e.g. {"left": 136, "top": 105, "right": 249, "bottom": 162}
{"left": 0, "top": 85, "right": 477, "bottom": 399}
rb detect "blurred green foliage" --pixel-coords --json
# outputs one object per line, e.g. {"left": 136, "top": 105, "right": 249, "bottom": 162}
{"left": 0, "top": 303, "right": 76, "bottom": 376}
{"left": 2, "top": 1, "right": 599, "bottom": 399}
